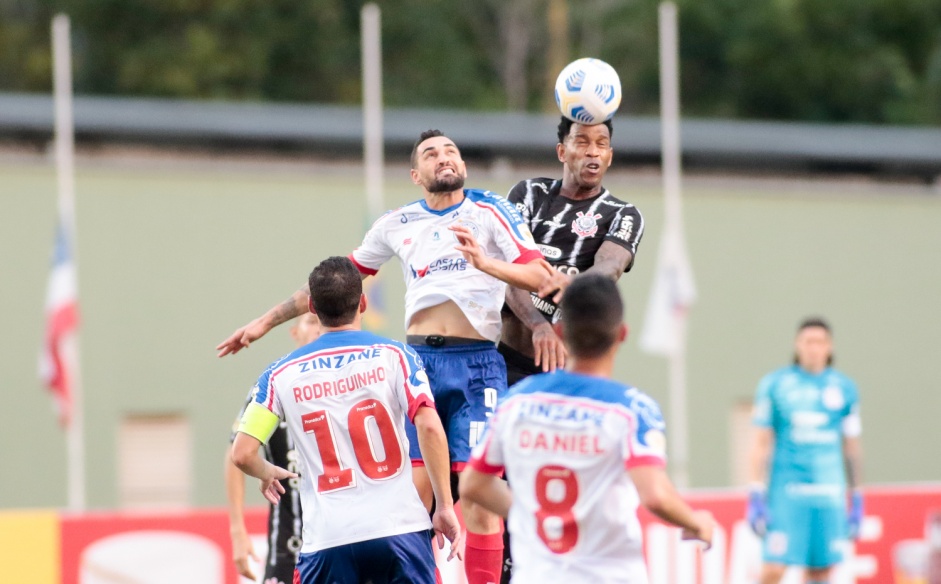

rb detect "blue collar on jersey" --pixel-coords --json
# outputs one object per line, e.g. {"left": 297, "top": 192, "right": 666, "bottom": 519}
{"left": 418, "top": 192, "right": 466, "bottom": 216}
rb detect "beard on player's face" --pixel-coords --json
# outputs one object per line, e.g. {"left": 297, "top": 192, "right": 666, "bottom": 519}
{"left": 426, "top": 173, "right": 465, "bottom": 193}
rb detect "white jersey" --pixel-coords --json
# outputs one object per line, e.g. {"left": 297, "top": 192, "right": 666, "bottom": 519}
{"left": 242, "top": 330, "right": 435, "bottom": 554}
{"left": 349, "top": 189, "right": 542, "bottom": 342}
{"left": 468, "top": 371, "right": 668, "bottom": 584}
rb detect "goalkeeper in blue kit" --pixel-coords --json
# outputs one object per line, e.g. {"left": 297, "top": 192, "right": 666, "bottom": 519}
{"left": 746, "top": 318, "right": 864, "bottom": 584}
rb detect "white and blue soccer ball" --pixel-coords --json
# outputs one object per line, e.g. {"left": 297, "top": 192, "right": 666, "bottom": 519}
{"left": 554, "top": 58, "right": 622, "bottom": 125}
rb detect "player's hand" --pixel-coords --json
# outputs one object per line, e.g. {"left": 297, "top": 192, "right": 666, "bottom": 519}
{"left": 847, "top": 489, "right": 864, "bottom": 540}
{"left": 536, "top": 266, "right": 571, "bottom": 303}
{"left": 450, "top": 224, "right": 492, "bottom": 273}
{"left": 217, "top": 317, "right": 271, "bottom": 357}
{"left": 746, "top": 485, "right": 769, "bottom": 536}
{"left": 259, "top": 465, "right": 298, "bottom": 505}
{"left": 532, "top": 322, "right": 566, "bottom": 372}
{"left": 230, "top": 527, "right": 260, "bottom": 580}
{"left": 682, "top": 510, "right": 716, "bottom": 550}
{"left": 432, "top": 505, "right": 464, "bottom": 562}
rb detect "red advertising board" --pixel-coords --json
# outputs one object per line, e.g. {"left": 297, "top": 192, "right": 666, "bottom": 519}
{"left": 44, "top": 485, "right": 941, "bottom": 584}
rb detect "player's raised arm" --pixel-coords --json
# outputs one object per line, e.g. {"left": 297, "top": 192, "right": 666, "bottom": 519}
{"left": 629, "top": 465, "right": 715, "bottom": 549}
{"left": 450, "top": 224, "right": 568, "bottom": 294}
{"left": 216, "top": 284, "right": 310, "bottom": 357}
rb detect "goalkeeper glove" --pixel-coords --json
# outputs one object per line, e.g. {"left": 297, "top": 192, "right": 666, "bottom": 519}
{"left": 847, "top": 490, "right": 864, "bottom": 540}
{"left": 746, "top": 484, "right": 768, "bottom": 536}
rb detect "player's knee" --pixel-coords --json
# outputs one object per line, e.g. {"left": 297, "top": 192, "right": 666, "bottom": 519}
{"left": 806, "top": 566, "right": 832, "bottom": 583}
{"left": 760, "top": 562, "right": 787, "bottom": 584}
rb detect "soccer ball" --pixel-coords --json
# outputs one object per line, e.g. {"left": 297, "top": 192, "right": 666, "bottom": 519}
{"left": 554, "top": 58, "right": 622, "bottom": 125}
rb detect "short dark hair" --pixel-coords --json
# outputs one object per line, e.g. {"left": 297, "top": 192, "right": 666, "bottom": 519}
{"left": 794, "top": 316, "right": 834, "bottom": 366}
{"left": 411, "top": 129, "right": 447, "bottom": 168}
{"left": 559, "top": 274, "right": 623, "bottom": 358}
{"left": 308, "top": 256, "right": 362, "bottom": 327}
{"left": 557, "top": 116, "right": 614, "bottom": 144}
{"left": 798, "top": 317, "right": 831, "bottom": 334}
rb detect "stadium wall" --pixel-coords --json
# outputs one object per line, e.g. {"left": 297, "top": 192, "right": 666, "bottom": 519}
{"left": 2, "top": 155, "right": 939, "bottom": 511}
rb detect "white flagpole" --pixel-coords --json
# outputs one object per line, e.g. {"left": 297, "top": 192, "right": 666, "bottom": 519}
{"left": 52, "top": 13, "right": 85, "bottom": 512}
{"left": 361, "top": 3, "right": 384, "bottom": 221}
{"left": 658, "top": 1, "right": 690, "bottom": 489}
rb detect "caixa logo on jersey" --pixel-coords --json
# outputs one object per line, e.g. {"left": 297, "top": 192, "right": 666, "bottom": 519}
{"left": 409, "top": 257, "right": 468, "bottom": 279}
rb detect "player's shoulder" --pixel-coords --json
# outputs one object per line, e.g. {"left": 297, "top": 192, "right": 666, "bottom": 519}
{"left": 369, "top": 201, "right": 423, "bottom": 227}
{"left": 621, "top": 386, "right": 666, "bottom": 429}
{"left": 509, "top": 177, "right": 557, "bottom": 197}
{"left": 761, "top": 365, "right": 799, "bottom": 388}
{"left": 824, "top": 368, "right": 859, "bottom": 393}
{"left": 597, "top": 188, "right": 641, "bottom": 212}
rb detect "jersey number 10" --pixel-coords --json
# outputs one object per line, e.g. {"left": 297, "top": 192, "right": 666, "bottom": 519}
{"left": 302, "top": 398, "right": 404, "bottom": 493}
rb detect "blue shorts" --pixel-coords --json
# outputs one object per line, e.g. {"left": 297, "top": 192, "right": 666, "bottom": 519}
{"left": 295, "top": 530, "right": 436, "bottom": 584}
{"left": 405, "top": 341, "right": 507, "bottom": 469}
{"left": 764, "top": 491, "right": 846, "bottom": 568}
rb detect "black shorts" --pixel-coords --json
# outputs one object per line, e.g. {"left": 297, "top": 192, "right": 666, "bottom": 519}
{"left": 498, "top": 342, "right": 541, "bottom": 387}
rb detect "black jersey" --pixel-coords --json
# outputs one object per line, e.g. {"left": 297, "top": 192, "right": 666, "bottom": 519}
{"left": 506, "top": 177, "right": 644, "bottom": 322}
{"left": 231, "top": 389, "right": 302, "bottom": 580}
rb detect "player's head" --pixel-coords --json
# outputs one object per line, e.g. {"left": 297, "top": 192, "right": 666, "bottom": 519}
{"left": 557, "top": 116, "right": 614, "bottom": 192}
{"left": 556, "top": 273, "right": 627, "bottom": 358}
{"left": 793, "top": 317, "right": 833, "bottom": 371}
{"left": 307, "top": 256, "right": 366, "bottom": 328}
{"left": 410, "top": 129, "right": 467, "bottom": 194}
{"left": 290, "top": 312, "right": 321, "bottom": 347}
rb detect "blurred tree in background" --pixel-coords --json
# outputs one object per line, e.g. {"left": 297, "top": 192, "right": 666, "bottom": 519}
{"left": 1, "top": 0, "right": 938, "bottom": 124}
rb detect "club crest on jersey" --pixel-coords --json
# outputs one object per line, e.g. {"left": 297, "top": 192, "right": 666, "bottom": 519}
{"left": 822, "top": 386, "right": 844, "bottom": 410}
{"left": 451, "top": 220, "right": 480, "bottom": 240}
{"left": 572, "top": 211, "right": 602, "bottom": 237}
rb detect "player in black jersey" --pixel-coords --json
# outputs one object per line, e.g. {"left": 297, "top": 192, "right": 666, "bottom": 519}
{"left": 225, "top": 312, "right": 320, "bottom": 584}
{"left": 500, "top": 116, "right": 644, "bottom": 385}
{"left": 497, "top": 117, "right": 645, "bottom": 583}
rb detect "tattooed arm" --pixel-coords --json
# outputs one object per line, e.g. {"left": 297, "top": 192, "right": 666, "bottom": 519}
{"left": 216, "top": 284, "right": 310, "bottom": 357}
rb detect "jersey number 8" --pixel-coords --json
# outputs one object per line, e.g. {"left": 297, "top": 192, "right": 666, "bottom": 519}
{"left": 535, "top": 465, "right": 580, "bottom": 554}
{"left": 302, "top": 398, "right": 404, "bottom": 493}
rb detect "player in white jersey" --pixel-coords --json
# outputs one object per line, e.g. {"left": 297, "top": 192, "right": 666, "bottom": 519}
{"left": 231, "top": 257, "right": 462, "bottom": 584}
{"left": 460, "top": 274, "right": 714, "bottom": 583}
{"left": 219, "top": 130, "right": 568, "bottom": 584}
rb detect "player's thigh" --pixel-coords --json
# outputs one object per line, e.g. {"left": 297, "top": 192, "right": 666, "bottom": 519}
{"left": 807, "top": 505, "right": 846, "bottom": 569}
{"left": 295, "top": 546, "right": 357, "bottom": 584}
{"left": 764, "top": 495, "right": 811, "bottom": 566}
{"left": 450, "top": 346, "right": 507, "bottom": 464}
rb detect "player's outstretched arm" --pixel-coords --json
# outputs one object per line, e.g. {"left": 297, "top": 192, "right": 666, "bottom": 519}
{"left": 216, "top": 284, "right": 310, "bottom": 357}
{"left": 450, "top": 224, "right": 566, "bottom": 293}
{"left": 458, "top": 467, "right": 511, "bottom": 519}
{"left": 505, "top": 286, "right": 566, "bottom": 372}
{"left": 629, "top": 465, "right": 715, "bottom": 549}
{"left": 231, "top": 432, "right": 298, "bottom": 505}
{"left": 414, "top": 406, "right": 463, "bottom": 561}
{"left": 224, "top": 450, "right": 259, "bottom": 580}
